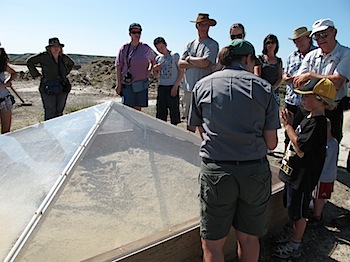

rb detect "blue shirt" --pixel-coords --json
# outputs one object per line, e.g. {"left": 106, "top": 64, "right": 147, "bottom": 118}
{"left": 284, "top": 45, "right": 317, "bottom": 106}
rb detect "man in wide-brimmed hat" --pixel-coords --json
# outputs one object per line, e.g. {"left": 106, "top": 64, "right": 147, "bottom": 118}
{"left": 178, "top": 13, "right": 219, "bottom": 132}
{"left": 283, "top": 26, "right": 317, "bottom": 148}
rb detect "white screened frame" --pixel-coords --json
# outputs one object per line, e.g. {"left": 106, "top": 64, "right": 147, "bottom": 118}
{"left": 0, "top": 102, "right": 201, "bottom": 261}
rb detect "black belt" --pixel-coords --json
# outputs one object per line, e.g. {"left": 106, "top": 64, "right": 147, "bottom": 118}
{"left": 202, "top": 156, "right": 267, "bottom": 166}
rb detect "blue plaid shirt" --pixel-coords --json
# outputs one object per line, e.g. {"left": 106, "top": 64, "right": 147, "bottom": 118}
{"left": 284, "top": 45, "right": 317, "bottom": 106}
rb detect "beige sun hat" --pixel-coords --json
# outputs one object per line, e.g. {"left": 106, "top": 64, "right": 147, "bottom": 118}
{"left": 288, "top": 26, "right": 311, "bottom": 40}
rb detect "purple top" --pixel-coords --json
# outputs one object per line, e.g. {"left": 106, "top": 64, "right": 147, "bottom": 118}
{"left": 116, "top": 42, "right": 155, "bottom": 84}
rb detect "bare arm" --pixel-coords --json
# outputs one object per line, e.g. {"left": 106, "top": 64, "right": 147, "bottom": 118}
{"left": 116, "top": 67, "right": 122, "bottom": 95}
{"left": 170, "top": 67, "right": 185, "bottom": 97}
{"left": 178, "top": 58, "right": 192, "bottom": 69}
{"left": 254, "top": 65, "right": 262, "bottom": 77}
{"left": 153, "top": 63, "right": 160, "bottom": 78}
{"left": 280, "top": 108, "right": 304, "bottom": 156}
{"left": 197, "top": 126, "right": 204, "bottom": 140}
{"left": 263, "top": 129, "right": 278, "bottom": 150}
{"left": 294, "top": 72, "right": 346, "bottom": 90}
{"left": 186, "top": 56, "right": 210, "bottom": 68}
{"left": 178, "top": 55, "right": 211, "bottom": 70}
{"left": 1, "top": 65, "right": 17, "bottom": 88}
{"left": 273, "top": 62, "right": 283, "bottom": 90}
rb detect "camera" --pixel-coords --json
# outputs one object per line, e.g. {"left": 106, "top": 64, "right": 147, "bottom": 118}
{"left": 124, "top": 72, "right": 132, "bottom": 83}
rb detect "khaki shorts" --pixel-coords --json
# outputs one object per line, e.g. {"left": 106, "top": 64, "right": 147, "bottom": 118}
{"left": 199, "top": 158, "right": 271, "bottom": 240}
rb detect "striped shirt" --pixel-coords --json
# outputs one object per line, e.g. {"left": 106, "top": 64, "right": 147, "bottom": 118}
{"left": 284, "top": 45, "right": 317, "bottom": 106}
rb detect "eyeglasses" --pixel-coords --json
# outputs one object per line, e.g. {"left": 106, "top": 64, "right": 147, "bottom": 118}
{"left": 230, "top": 34, "right": 243, "bottom": 40}
{"left": 265, "top": 41, "right": 276, "bottom": 45}
{"left": 313, "top": 28, "right": 332, "bottom": 40}
{"left": 131, "top": 31, "right": 141, "bottom": 34}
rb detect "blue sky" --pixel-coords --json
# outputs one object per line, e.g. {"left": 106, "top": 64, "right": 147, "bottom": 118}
{"left": 1, "top": 0, "right": 349, "bottom": 67}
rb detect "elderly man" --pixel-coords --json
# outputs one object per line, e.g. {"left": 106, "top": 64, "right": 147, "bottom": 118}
{"left": 189, "top": 40, "right": 280, "bottom": 262}
{"left": 294, "top": 18, "right": 350, "bottom": 143}
{"left": 179, "top": 13, "right": 219, "bottom": 132}
{"left": 283, "top": 26, "right": 317, "bottom": 147}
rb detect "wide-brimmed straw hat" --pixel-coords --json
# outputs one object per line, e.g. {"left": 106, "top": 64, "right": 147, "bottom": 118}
{"left": 288, "top": 26, "right": 311, "bottom": 40}
{"left": 46, "top": 37, "right": 64, "bottom": 49}
{"left": 190, "top": 13, "right": 216, "bottom": 26}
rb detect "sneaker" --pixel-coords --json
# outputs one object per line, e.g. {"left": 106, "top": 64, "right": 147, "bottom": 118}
{"left": 274, "top": 235, "right": 290, "bottom": 244}
{"left": 273, "top": 242, "right": 302, "bottom": 259}
{"left": 308, "top": 215, "right": 323, "bottom": 228}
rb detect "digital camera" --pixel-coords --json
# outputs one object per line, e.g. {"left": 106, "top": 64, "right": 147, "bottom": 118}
{"left": 124, "top": 72, "right": 132, "bottom": 83}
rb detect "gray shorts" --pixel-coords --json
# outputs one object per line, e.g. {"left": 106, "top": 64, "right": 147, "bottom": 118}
{"left": 199, "top": 158, "right": 271, "bottom": 240}
{"left": 182, "top": 90, "right": 191, "bottom": 119}
{"left": 0, "top": 95, "right": 13, "bottom": 112}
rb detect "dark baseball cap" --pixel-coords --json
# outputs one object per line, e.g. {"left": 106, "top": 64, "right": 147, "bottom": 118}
{"left": 229, "top": 39, "right": 261, "bottom": 65}
{"left": 129, "top": 23, "right": 142, "bottom": 32}
{"left": 294, "top": 78, "right": 336, "bottom": 100}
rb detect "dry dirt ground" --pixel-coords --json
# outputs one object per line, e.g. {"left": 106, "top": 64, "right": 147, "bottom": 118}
{"left": 8, "top": 80, "right": 350, "bottom": 262}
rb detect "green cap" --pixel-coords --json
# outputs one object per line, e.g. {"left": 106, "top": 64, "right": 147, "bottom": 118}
{"left": 229, "top": 39, "right": 261, "bottom": 66}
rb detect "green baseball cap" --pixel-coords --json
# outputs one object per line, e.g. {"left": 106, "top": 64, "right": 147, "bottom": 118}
{"left": 229, "top": 39, "right": 261, "bottom": 65}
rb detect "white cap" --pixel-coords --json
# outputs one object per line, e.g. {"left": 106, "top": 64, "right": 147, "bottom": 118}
{"left": 310, "top": 18, "right": 335, "bottom": 36}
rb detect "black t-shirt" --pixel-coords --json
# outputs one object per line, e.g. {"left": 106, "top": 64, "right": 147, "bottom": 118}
{"left": 259, "top": 55, "right": 282, "bottom": 86}
{"left": 296, "top": 115, "right": 327, "bottom": 191}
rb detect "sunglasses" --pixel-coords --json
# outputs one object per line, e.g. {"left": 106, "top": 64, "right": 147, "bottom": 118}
{"left": 265, "top": 41, "right": 276, "bottom": 45}
{"left": 131, "top": 31, "right": 141, "bottom": 34}
{"left": 313, "top": 29, "right": 332, "bottom": 40}
{"left": 230, "top": 34, "right": 243, "bottom": 40}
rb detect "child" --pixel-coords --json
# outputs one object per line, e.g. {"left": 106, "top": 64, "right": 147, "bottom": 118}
{"left": 153, "top": 37, "right": 184, "bottom": 125}
{"left": 274, "top": 78, "right": 336, "bottom": 259}
{"left": 309, "top": 118, "right": 339, "bottom": 227}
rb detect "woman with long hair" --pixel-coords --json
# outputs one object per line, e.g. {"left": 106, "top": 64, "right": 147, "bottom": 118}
{"left": 254, "top": 34, "right": 283, "bottom": 103}
{"left": 0, "top": 43, "right": 17, "bottom": 133}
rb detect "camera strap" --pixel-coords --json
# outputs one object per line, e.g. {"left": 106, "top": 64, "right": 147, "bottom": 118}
{"left": 126, "top": 42, "right": 140, "bottom": 70}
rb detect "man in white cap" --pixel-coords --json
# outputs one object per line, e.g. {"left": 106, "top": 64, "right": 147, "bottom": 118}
{"left": 294, "top": 18, "right": 350, "bottom": 143}
{"left": 283, "top": 26, "right": 317, "bottom": 148}
{"left": 179, "top": 13, "right": 219, "bottom": 132}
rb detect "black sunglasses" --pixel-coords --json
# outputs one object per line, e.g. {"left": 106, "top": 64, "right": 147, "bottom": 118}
{"left": 313, "top": 28, "right": 332, "bottom": 40}
{"left": 265, "top": 40, "right": 276, "bottom": 45}
{"left": 131, "top": 31, "right": 141, "bottom": 34}
{"left": 230, "top": 34, "right": 243, "bottom": 40}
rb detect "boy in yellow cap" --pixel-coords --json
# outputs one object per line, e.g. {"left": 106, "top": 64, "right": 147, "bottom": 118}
{"left": 275, "top": 78, "right": 336, "bottom": 259}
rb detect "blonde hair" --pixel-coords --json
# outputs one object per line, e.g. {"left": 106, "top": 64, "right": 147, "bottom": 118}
{"left": 317, "top": 95, "right": 336, "bottom": 110}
